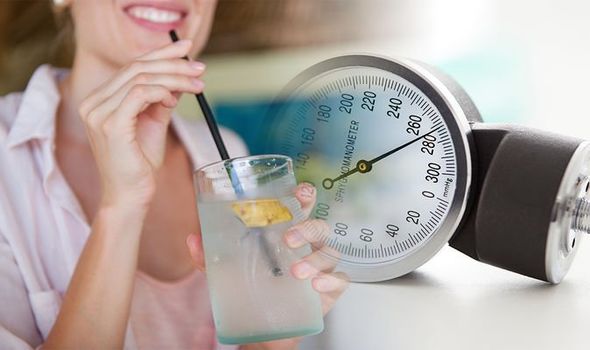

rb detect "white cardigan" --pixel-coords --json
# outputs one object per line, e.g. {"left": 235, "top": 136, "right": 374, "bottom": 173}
{"left": 0, "top": 65, "right": 247, "bottom": 349}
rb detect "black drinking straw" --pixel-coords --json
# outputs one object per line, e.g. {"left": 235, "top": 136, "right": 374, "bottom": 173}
{"left": 169, "top": 30, "right": 229, "bottom": 160}
{"left": 169, "top": 30, "right": 282, "bottom": 276}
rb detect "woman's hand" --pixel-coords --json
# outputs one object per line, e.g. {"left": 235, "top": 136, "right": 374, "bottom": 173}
{"left": 187, "top": 183, "right": 350, "bottom": 350}
{"left": 45, "top": 40, "right": 206, "bottom": 349}
{"left": 78, "top": 39, "right": 205, "bottom": 209}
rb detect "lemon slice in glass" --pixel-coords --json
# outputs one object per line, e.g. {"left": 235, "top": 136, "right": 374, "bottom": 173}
{"left": 231, "top": 199, "right": 293, "bottom": 228}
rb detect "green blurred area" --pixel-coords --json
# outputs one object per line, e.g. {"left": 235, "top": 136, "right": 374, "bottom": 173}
{"left": 184, "top": 45, "right": 528, "bottom": 154}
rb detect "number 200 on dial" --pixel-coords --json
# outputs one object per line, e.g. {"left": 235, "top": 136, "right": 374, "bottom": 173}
{"left": 265, "top": 55, "right": 475, "bottom": 282}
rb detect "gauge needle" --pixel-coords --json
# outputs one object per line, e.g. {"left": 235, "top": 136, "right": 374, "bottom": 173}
{"left": 322, "top": 126, "right": 443, "bottom": 190}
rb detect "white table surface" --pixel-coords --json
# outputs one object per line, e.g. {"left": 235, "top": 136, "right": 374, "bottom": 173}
{"left": 301, "top": 241, "right": 590, "bottom": 350}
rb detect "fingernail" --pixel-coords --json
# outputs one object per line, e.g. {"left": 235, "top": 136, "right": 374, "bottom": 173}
{"left": 299, "top": 183, "right": 315, "bottom": 198}
{"left": 285, "top": 229, "right": 305, "bottom": 248}
{"left": 313, "top": 277, "right": 332, "bottom": 292}
{"left": 189, "top": 61, "right": 206, "bottom": 71}
{"left": 293, "top": 261, "right": 315, "bottom": 279}
{"left": 191, "top": 79, "right": 204, "bottom": 88}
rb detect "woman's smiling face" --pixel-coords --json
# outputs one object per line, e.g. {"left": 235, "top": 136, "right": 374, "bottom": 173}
{"left": 70, "top": 0, "right": 217, "bottom": 66}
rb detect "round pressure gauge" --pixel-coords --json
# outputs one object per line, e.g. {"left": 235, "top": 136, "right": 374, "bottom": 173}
{"left": 264, "top": 54, "right": 590, "bottom": 284}
{"left": 265, "top": 55, "right": 478, "bottom": 282}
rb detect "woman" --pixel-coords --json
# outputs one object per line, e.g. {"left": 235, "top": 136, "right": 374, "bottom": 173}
{"left": 0, "top": 0, "right": 348, "bottom": 349}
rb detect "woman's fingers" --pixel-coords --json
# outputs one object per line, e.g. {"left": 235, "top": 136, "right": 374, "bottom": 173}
{"left": 84, "top": 85, "right": 177, "bottom": 183}
{"left": 80, "top": 59, "right": 204, "bottom": 117}
{"left": 88, "top": 84, "right": 175, "bottom": 144}
{"left": 79, "top": 40, "right": 202, "bottom": 126}
{"left": 312, "top": 271, "right": 349, "bottom": 293}
{"left": 76, "top": 41, "right": 204, "bottom": 208}
{"left": 85, "top": 84, "right": 175, "bottom": 133}
{"left": 186, "top": 234, "right": 206, "bottom": 272}
{"left": 294, "top": 182, "right": 317, "bottom": 219}
{"left": 284, "top": 219, "right": 330, "bottom": 250}
{"left": 285, "top": 219, "right": 342, "bottom": 278}
{"left": 80, "top": 40, "right": 195, "bottom": 115}
{"left": 284, "top": 216, "right": 350, "bottom": 318}
{"left": 291, "top": 247, "right": 339, "bottom": 278}
{"left": 79, "top": 38, "right": 202, "bottom": 114}
{"left": 108, "top": 59, "right": 204, "bottom": 100}
{"left": 312, "top": 272, "right": 350, "bottom": 315}
{"left": 111, "top": 84, "right": 176, "bottom": 125}
{"left": 121, "top": 72, "right": 204, "bottom": 100}
{"left": 87, "top": 73, "right": 204, "bottom": 124}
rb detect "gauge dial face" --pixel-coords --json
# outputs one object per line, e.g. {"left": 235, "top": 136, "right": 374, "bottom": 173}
{"left": 265, "top": 56, "right": 473, "bottom": 281}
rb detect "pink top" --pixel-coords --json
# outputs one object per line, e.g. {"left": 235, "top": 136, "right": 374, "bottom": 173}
{"left": 132, "top": 270, "right": 235, "bottom": 350}
{"left": 0, "top": 65, "right": 247, "bottom": 349}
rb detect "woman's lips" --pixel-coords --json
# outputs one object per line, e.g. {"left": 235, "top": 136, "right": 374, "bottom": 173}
{"left": 124, "top": 4, "right": 187, "bottom": 32}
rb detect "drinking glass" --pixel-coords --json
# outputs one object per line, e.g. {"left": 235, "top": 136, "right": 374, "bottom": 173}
{"left": 194, "top": 155, "right": 324, "bottom": 344}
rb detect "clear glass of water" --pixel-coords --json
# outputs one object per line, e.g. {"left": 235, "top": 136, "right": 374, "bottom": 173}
{"left": 194, "top": 154, "right": 324, "bottom": 344}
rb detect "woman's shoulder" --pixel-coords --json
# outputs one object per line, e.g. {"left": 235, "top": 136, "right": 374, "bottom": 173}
{"left": 0, "top": 64, "right": 62, "bottom": 145}
{"left": 0, "top": 92, "right": 25, "bottom": 141}
{"left": 172, "top": 115, "right": 250, "bottom": 162}
{"left": 219, "top": 124, "right": 249, "bottom": 157}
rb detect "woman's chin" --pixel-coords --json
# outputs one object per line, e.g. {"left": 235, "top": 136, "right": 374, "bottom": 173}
{"left": 126, "top": 24, "right": 203, "bottom": 56}
{"left": 117, "top": 27, "right": 183, "bottom": 59}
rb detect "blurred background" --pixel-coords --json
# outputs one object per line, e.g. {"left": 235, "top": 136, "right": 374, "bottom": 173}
{"left": 2, "top": 0, "right": 590, "bottom": 149}
{"left": 3, "top": 1, "right": 590, "bottom": 349}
